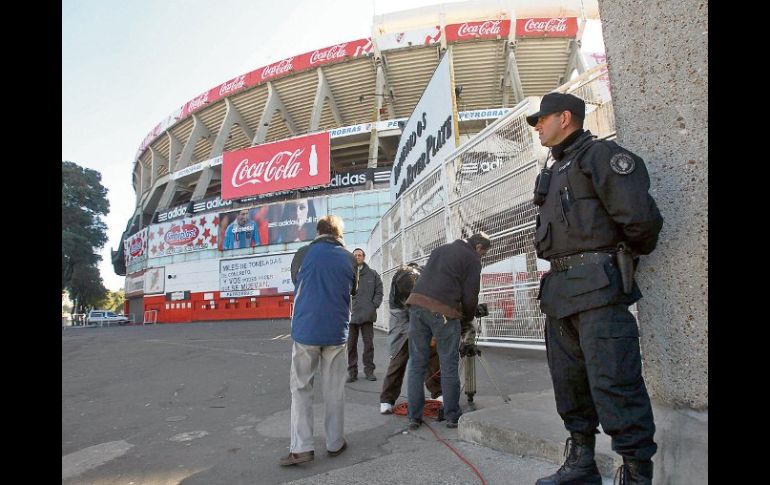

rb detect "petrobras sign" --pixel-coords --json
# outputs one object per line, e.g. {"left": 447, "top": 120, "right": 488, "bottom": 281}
{"left": 390, "top": 53, "right": 457, "bottom": 202}
{"left": 376, "top": 118, "right": 408, "bottom": 132}
{"left": 329, "top": 123, "right": 372, "bottom": 138}
{"left": 169, "top": 155, "right": 222, "bottom": 180}
{"left": 458, "top": 108, "right": 511, "bottom": 122}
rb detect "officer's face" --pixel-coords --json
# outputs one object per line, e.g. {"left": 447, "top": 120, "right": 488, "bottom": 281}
{"left": 534, "top": 111, "right": 566, "bottom": 147}
{"left": 353, "top": 250, "right": 365, "bottom": 264}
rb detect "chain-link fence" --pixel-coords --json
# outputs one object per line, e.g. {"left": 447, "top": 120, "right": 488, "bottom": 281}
{"left": 368, "top": 65, "right": 614, "bottom": 348}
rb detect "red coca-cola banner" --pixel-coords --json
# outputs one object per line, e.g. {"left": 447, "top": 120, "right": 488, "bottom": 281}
{"left": 249, "top": 38, "right": 373, "bottom": 84}
{"left": 178, "top": 39, "right": 373, "bottom": 118}
{"left": 446, "top": 19, "right": 511, "bottom": 42}
{"left": 221, "top": 132, "right": 331, "bottom": 200}
{"left": 516, "top": 17, "right": 578, "bottom": 38}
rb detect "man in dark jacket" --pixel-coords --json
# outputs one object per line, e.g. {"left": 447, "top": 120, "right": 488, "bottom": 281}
{"left": 528, "top": 92, "right": 663, "bottom": 485}
{"left": 280, "top": 215, "right": 358, "bottom": 466}
{"left": 379, "top": 263, "right": 442, "bottom": 414}
{"left": 405, "top": 233, "right": 491, "bottom": 429}
{"left": 346, "top": 248, "right": 383, "bottom": 382}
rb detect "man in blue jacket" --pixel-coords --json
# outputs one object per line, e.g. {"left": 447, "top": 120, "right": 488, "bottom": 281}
{"left": 279, "top": 215, "right": 358, "bottom": 466}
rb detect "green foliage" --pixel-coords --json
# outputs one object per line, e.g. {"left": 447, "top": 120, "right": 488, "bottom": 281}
{"left": 98, "top": 289, "right": 126, "bottom": 313}
{"left": 62, "top": 161, "right": 111, "bottom": 299}
{"left": 67, "top": 264, "right": 108, "bottom": 314}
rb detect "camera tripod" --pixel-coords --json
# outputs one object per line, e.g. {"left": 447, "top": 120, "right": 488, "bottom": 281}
{"left": 458, "top": 328, "right": 511, "bottom": 410}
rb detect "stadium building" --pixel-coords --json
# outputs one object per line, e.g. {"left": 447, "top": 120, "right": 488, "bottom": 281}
{"left": 112, "top": 0, "right": 601, "bottom": 324}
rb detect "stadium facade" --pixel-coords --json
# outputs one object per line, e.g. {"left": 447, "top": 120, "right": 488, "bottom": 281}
{"left": 113, "top": 0, "right": 599, "bottom": 324}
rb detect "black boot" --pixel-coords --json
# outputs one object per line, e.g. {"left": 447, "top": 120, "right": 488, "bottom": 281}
{"left": 536, "top": 432, "right": 602, "bottom": 484}
{"left": 614, "top": 457, "right": 653, "bottom": 485}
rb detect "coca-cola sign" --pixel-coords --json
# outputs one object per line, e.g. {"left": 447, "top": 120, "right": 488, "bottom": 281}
{"left": 516, "top": 17, "right": 578, "bottom": 37}
{"left": 187, "top": 91, "right": 210, "bottom": 113}
{"left": 222, "top": 132, "right": 331, "bottom": 200}
{"left": 164, "top": 224, "right": 200, "bottom": 246}
{"left": 310, "top": 43, "right": 348, "bottom": 65}
{"left": 261, "top": 58, "right": 295, "bottom": 81}
{"left": 219, "top": 75, "right": 247, "bottom": 96}
{"left": 446, "top": 19, "right": 510, "bottom": 41}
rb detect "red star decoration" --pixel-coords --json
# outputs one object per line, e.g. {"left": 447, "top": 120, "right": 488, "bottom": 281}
{"left": 157, "top": 226, "right": 164, "bottom": 237}
{"left": 158, "top": 242, "right": 165, "bottom": 252}
{"left": 195, "top": 238, "right": 203, "bottom": 247}
{"left": 210, "top": 235, "right": 217, "bottom": 246}
{"left": 202, "top": 227, "right": 211, "bottom": 239}
{"left": 199, "top": 216, "right": 207, "bottom": 226}
{"left": 213, "top": 215, "right": 219, "bottom": 225}
{"left": 150, "top": 245, "right": 157, "bottom": 255}
{"left": 149, "top": 232, "right": 155, "bottom": 241}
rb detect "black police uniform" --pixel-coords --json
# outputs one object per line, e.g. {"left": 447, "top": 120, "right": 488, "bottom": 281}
{"left": 534, "top": 128, "right": 663, "bottom": 462}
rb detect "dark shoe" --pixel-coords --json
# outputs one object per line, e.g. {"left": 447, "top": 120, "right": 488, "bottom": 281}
{"left": 279, "top": 450, "right": 314, "bottom": 466}
{"left": 446, "top": 420, "right": 459, "bottom": 429}
{"left": 535, "top": 432, "right": 602, "bottom": 484}
{"left": 408, "top": 419, "right": 422, "bottom": 430}
{"left": 327, "top": 440, "right": 347, "bottom": 457}
{"left": 346, "top": 375, "right": 357, "bottom": 383}
{"left": 365, "top": 374, "right": 377, "bottom": 381}
{"left": 614, "top": 457, "right": 653, "bottom": 485}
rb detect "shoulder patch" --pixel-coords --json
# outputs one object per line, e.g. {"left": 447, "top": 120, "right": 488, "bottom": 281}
{"left": 609, "top": 152, "right": 636, "bottom": 175}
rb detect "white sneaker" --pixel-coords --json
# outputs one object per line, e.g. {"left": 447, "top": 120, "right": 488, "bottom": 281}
{"left": 380, "top": 402, "right": 393, "bottom": 414}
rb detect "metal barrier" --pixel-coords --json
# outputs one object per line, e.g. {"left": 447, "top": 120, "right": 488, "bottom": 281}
{"left": 368, "top": 65, "right": 614, "bottom": 348}
{"left": 143, "top": 310, "right": 158, "bottom": 325}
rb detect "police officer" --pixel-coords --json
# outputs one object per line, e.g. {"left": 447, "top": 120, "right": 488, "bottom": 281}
{"left": 528, "top": 93, "right": 663, "bottom": 485}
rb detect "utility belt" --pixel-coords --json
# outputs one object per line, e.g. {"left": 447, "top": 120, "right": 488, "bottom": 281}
{"left": 549, "top": 251, "right": 616, "bottom": 272}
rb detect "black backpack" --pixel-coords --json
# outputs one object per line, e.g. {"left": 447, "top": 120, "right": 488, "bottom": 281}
{"left": 393, "top": 265, "right": 420, "bottom": 306}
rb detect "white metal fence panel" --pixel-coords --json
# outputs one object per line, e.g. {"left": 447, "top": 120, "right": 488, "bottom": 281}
{"left": 367, "top": 64, "right": 614, "bottom": 347}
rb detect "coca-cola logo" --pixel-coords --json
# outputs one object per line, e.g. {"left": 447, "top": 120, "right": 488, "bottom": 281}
{"left": 261, "top": 58, "right": 295, "bottom": 80}
{"left": 164, "top": 224, "right": 200, "bottom": 246}
{"left": 129, "top": 239, "right": 144, "bottom": 257}
{"left": 231, "top": 149, "right": 305, "bottom": 187}
{"left": 457, "top": 20, "right": 502, "bottom": 37}
{"left": 188, "top": 92, "right": 209, "bottom": 111}
{"left": 219, "top": 75, "right": 246, "bottom": 96}
{"left": 523, "top": 18, "right": 568, "bottom": 33}
{"left": 310, "top": 44, "right": 348, "bottom": 65}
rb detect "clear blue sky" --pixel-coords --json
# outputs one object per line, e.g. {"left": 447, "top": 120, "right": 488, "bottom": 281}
{"left": 62, "top": 0, "right": 604, "bottom": 291}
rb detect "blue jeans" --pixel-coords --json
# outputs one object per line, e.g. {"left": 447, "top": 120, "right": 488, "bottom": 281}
{"left": 406, "top": 304, "right": 462, "bottom": 422}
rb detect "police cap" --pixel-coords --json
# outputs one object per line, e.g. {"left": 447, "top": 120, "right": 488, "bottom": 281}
{"left": 526, "top": 92, "right": 586, "bottom": 127}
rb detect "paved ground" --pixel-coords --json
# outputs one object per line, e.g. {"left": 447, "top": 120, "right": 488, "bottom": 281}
{"left": 62, "top": 319, "right": 590, "bottom": 485}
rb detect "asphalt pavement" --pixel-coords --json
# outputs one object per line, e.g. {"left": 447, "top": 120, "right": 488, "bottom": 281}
{"left": 62, "top": 319, "right": 613, "bottom": 484}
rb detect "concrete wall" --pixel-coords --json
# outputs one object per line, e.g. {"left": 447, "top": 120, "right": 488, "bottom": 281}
{"left": 597, "top": 0, "right": 707, "bottom": 482}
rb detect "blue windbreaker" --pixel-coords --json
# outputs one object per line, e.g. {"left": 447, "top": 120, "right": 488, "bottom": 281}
{"left": 290, "top": 235, "right": 357, "bottom": 346}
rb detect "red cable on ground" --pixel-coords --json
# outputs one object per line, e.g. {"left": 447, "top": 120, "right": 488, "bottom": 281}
{"left": 392, "top": 399, "right": 487, "bottom": 485}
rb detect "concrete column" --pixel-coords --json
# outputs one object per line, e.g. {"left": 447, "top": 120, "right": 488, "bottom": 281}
{"left": 597, "top": 1, "right": 707, "bottom": 483}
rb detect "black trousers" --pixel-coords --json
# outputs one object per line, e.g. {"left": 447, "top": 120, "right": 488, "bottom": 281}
{"left": 545, "top": 304, "right": 657, "bottom": 461}
{"left": 347, "top": 322, "right": 375, "bottom": 376}
{"left": 380, "top": 340, "right": 442, "bottom": 404}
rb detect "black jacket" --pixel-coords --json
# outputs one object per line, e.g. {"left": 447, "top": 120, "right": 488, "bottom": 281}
{"left": 350, "top": 263, "right": 383, "bottom": 323}
{"left": 409, "top": 239, "right": 482, "bottom": 326}
{"left": 534, "top": 130, "right": 663, "bottom": 319}
{"left": 534, "top": 130, "right": 663, "bottom": 259}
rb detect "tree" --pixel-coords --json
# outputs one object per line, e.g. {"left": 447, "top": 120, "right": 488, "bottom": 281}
{"left": 68, "top": 264, "right": 108, "bottom": 314}
{"left": 62, "top": 161, "right": 110, "bottom": 305}
{"left": 98, "top": 289, "right": 125, "bottom": 313}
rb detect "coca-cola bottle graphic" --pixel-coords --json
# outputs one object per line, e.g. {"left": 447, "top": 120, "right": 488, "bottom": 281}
{"left": 308, "top": 144, "right": 318, "bottom": 176}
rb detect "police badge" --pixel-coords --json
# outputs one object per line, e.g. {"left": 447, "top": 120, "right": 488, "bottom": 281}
{"left": 609, "top": 152, "right": 636, "bottom": 174}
